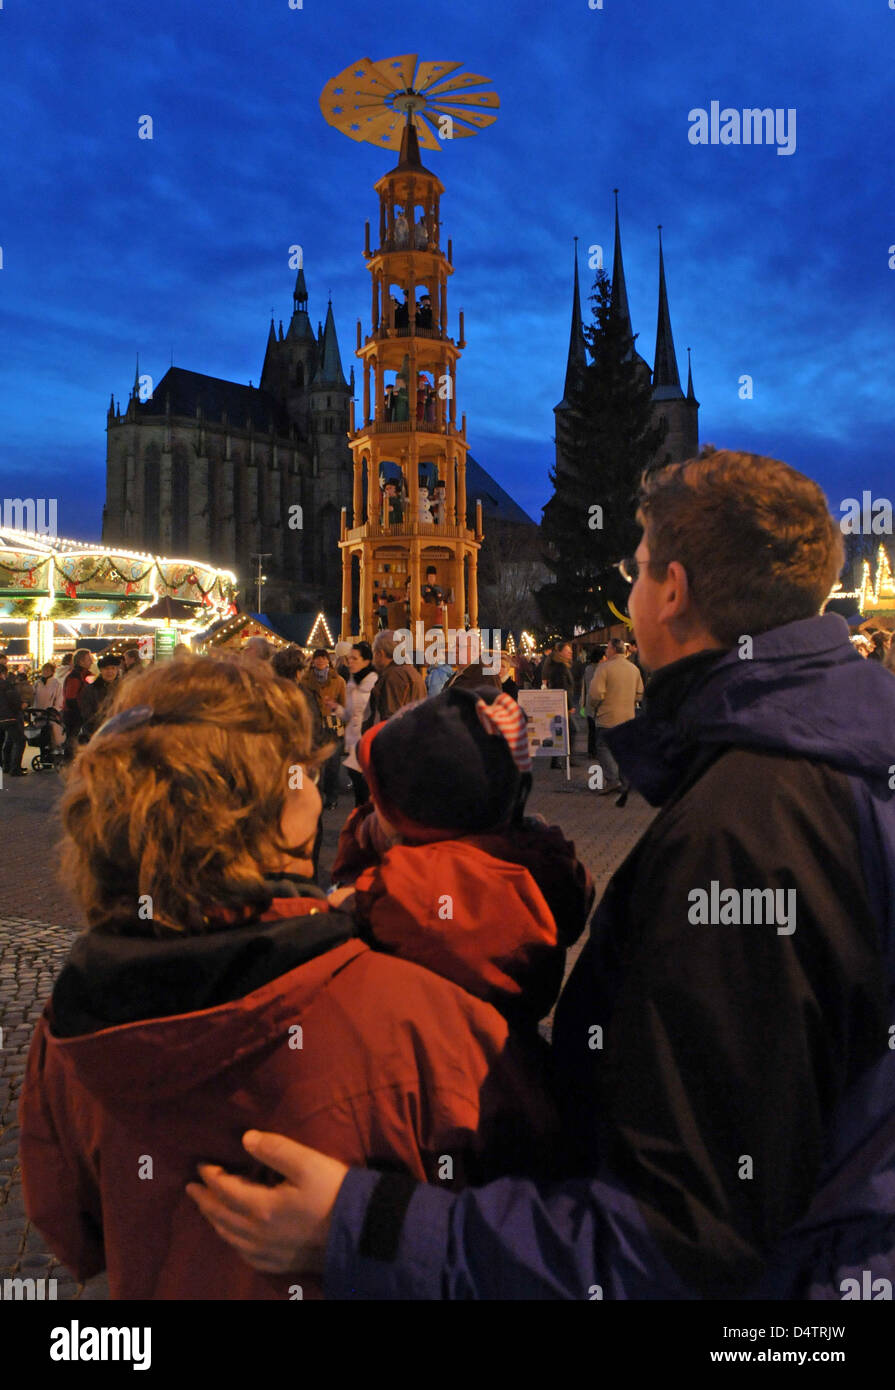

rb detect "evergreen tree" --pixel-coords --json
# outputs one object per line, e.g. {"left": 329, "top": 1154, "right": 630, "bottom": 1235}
{"left": 538, "top": 269, "right": 668, "bottom": 633}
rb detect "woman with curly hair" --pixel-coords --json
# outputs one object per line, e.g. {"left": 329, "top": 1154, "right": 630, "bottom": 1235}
{"left": 19, "top": 657, "right": 557, "bottom": 1299}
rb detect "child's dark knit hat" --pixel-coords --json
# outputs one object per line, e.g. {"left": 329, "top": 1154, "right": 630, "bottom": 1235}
{"left": 358, "top": 685, "right": 531, "bottom": 841}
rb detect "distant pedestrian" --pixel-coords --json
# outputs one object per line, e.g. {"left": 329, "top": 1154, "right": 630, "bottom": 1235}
{"left": 62, "top": 649, "right": 94, "bottom": 756}
{"left": 580, "top": 646, "right": 605, "bottom": 756}
{"left": 78, "top": 656, "right": 121, "bottom": 742}
{"left": 588, "top": 637, "right": 643, "bottom": 797}
{"left": 302, "top": 650, "right": 347, "bottom": 810}
{"left": 363, "top": 631, "right": 426, "bottom": 730}
{"left": 0, "top": 667, "right": 26, "bottom": 776}
{"left": 332, "top": 642, "right": 377, "bottom": 807}
{"left": 121, "top": 647, "right": 143, "bottom": 678}
{"left": 16, "top": 670, "right": 35, "bottom": 708}
{"left": 548, "top": 641, "right": 576, "bottom": 767}
{"left": 33, "top": 662, "right": 66, "bottom": 755}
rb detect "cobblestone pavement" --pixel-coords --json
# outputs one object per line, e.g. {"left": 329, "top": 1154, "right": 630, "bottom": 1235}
{"left": 0, "top": 740, "right": 655, "bottom": 1299}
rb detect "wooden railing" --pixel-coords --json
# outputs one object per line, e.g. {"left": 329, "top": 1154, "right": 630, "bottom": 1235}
{"left": 344, "top": 521, "right": 473, "bottom": 542}
{"left": 365, "top": 325, "right": 447, "bottom": 343}
{"left": 350, "top": 420, "right": 460, "bottom": 437}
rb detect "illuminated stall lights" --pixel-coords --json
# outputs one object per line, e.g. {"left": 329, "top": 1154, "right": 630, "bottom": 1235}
{"left": 828, "top": 543, "right": 895, "bottom": 621}
{"left": 305, "top": 612, "right": 334, "bottom": 649}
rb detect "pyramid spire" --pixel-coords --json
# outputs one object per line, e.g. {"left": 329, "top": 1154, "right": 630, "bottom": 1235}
{"left": 396, "top": 111, "right": 424, "bottom": 172}
{"left": 611, "top": 190, "right": 634, "bottom": 345}
{"left": 313, "top": 298, "right": 348, "bottom": 388}
{"left": 653, "top": 226, "right": 683, "bottom": 400}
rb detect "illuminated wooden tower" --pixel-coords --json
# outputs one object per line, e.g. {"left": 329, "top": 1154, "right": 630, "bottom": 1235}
{"left": 319, "top": 55, "right": 499, "bottom": 641}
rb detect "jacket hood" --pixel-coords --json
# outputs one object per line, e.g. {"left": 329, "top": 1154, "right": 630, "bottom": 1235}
{"left": 354, "top": 820, "right": 592, "bottom": 1022}
{"left": 610, "top": 614, "right": 895, "bottom": 804}
{"left": 44, "top": 887, "right": 360, "bottom": 1102}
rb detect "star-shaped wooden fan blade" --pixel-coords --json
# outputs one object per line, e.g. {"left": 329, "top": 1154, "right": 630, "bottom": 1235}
{"left": 413, "top": 59, "right": 464, "bottom": 92}
{"left": 410, "top": 116, "right": 442, "bottom": 150}
{"left": 424, "top": 72, "right": 494, "bottom": 96}
{"left": 373, "top": 54, "right": 419, "bottom": 91}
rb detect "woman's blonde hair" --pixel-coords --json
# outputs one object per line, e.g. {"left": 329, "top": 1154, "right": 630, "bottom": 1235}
{"left": 60, "top": 655, "right": 322, "bottom": 936}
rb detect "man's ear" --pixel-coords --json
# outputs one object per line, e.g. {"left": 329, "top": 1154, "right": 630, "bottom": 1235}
{"left": 660, "top": 560, "right": 692, "bottom": 621}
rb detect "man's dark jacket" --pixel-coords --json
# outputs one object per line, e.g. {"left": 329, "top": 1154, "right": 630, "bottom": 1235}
{"left": 322, "top": 614, "right": 895, "bottom": 1299}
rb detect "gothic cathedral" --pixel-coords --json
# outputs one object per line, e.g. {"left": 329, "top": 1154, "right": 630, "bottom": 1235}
{"left": 101, "top": 270, "right": 354, "bottom": 614}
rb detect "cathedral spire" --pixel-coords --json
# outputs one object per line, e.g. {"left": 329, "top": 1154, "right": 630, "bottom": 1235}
{"left": 262, "top": 316, "right": 278, "bottom": 377}
{"left": 286, "top": 263, "right": 314, "bottom": 341}
{"left": 686, "top": 346, "right": 697, "bottom": 402}
{"left": 611, "top": 190, "right": 634, "bottom": 345}
{"left": 313, "top": 298, "right": 348, "bottom": 388}
{"left": 294, "top": 265, "right": 308, "bottom": 311}
{"left": 652, "top": 226, "right": 683, "bottom": 400}
{"left": 556, "top": 238, "right": 587, "bottom": 412}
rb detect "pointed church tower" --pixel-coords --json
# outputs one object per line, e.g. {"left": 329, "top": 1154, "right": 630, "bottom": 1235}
{"left": 554, "top": 238, "right": 587, "bottom": 486}
{"left": 611, "top": 192, "right": 651, "bottom": 380}
{"left": 339, "top": 113, "right": 482, "bottom": 641}
{"left": 650, "top": 226, "right": 698, "bottom": 463}
{"left": 260, "top": 261, "right": 321, "bottom": 431}
{"left": 309, "top": 297, "right": 351, "bottom": 439}
{"left": 556, "top": 238, "right": 587, "bottom": 413}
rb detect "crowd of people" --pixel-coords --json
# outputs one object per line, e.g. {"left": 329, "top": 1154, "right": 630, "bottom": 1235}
{"left": 0, "top": 646, "right": 152, "bottom": 775}
{"left": 12, "top": 448, "right": 895, "bottom": 1306}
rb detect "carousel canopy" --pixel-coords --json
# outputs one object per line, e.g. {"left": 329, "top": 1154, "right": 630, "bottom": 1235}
{"left": 0, "top": 525, "right": 238, "bottom": 625}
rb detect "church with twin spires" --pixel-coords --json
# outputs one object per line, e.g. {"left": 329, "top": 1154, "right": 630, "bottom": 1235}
{"left": 556, "top": 195, "right": 699, "bottom": 472}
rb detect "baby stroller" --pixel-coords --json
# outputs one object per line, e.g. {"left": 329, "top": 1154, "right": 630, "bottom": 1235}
{"left": 23, "top": 706, "right": 64, "bottom": 772}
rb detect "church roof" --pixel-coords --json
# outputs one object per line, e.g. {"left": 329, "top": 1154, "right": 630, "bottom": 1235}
{"left": 465, "top": 455, "right": 536, "bottom": 526}
{"left": 136, "top": 366, "right": 290, "bottom": 434}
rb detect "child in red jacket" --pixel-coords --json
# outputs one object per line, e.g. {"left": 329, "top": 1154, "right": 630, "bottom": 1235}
{"left": 331, "top": 685, "right": 594, "bottom": 1027}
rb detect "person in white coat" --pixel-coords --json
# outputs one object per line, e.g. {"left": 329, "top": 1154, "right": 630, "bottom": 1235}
{"left": 332, "top": 642, "right": 377, "bottom": 806}
{"left": 32, "top": 661, "right": 66, "bottom": 750}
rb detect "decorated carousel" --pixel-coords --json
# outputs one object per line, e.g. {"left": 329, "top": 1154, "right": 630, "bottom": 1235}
{"left": 0, "top": 524, "right": 238, "bottom": 665}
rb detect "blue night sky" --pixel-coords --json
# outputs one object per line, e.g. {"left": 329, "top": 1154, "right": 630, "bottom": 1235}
{"left": 1, "top": 0, "right": 891, "bottom": 548}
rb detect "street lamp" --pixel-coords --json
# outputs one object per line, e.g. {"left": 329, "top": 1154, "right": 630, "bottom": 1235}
{"left": 251, "top": 553, "right": 272, "bottom": 614}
